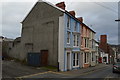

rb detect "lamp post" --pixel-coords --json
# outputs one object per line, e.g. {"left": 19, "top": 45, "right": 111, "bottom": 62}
{"left": 115, "top": 19, "right": 120, "bottom": 21}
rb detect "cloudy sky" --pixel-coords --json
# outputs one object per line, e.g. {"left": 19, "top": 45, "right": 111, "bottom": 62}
{"left": 1, "top": 0, "right": 119, "bottom": 44}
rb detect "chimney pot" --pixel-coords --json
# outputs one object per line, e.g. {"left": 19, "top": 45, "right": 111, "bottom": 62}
{"left": 77, "top": 17, "right": 83, "bottom": 23}
{"left": 69, "top": 11, "right": 75, "bottom": 16}
{"left": 56, "top": 2, "right": 66, "bottom": 10}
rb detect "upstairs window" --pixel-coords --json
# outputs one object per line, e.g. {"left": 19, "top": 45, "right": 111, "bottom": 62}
{"left": 92, "top": 53, "right": 94, "bottom": 61}
{"left": 74, "top": 21, "right": 77, "bottom": 31}
{"left": 77, "top": 35, "right": 79, "bottom": 46}
{"left": 92, "top": 40, "right": 94, "bottom": 49}
{"left": 67, "top": 31, "right": 70, "bottom": 44}
{"left": 73, "top": 34, "right": 79, "bottom": 47}
{"left": 85, "top": 38, "right": 87, "bottom": 47}
{"left": 73, "top": 35, "right": 76, "bottom": 46}
{"left": 85, "top": 38, "right": 89, "bottom": 48}
{"left": 67, "top": 17, "right": 70, "bottom": 29}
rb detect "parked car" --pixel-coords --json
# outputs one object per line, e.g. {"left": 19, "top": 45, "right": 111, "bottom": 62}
{"left": 113, "top": 62, "right": 120, "bottom": 73}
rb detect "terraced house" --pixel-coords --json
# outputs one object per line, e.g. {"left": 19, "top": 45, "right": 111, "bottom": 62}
{"left": 59, "top": 10, "right": 81, "bottom": 71}
{"left": 9, "top": 0, "right": 97, "bottom": 71}
{"left": 78, "top": 19, "right": 96, "bottom": 68}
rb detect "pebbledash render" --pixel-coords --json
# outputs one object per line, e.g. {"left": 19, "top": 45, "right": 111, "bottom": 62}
{"left": 9, "top": 0, "right": 97, "bottom": 71}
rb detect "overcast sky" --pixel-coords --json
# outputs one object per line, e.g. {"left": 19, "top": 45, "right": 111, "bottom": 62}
{"left": 1, "top": 0, "right": 119, "bottom": 45}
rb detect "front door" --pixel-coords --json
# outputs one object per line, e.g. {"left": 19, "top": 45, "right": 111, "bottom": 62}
{"left": 67, "top": 53, "right": 70, "bottom": 70}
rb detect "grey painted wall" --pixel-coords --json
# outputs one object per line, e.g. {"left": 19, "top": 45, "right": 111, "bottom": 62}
{"left": 10, "top": 2, "right": 64, "bottom": 66}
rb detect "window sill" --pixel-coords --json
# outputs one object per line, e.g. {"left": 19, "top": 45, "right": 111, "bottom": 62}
{"left": 67, "top": 43, "right": 70, "bottom": 45}
{"left": 73, "top": 65, "right": 79, "bottom": 68}
{"left": 73, "top": 46, "right": 79, "bottom": 48}
{"left": 84, "top": 62, "right": 89, "bottom": 64}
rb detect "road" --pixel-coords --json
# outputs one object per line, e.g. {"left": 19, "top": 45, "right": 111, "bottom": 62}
{"left": 2, "top": 60, "right": 120, "bottom": 80}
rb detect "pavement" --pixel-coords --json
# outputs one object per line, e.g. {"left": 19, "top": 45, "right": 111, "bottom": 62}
{"left": 59, "top": 64, "right": 110, "bottom": 76}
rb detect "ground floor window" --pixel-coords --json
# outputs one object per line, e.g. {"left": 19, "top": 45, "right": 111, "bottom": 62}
{"left": 103, "top": 57, "right": 107, "bottom": 62}
{"left": 84, "top": 53, "right": 88, "bottom": 63}
{"left": 73, "top": 53, "right": 79, "bottom": 67}
{"left": 92, "top": 53, "right": 94, "bottom": 61}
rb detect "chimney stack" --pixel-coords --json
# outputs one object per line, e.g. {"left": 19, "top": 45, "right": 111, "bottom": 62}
{"left": 100, "top": 35, "right": 107, "bottom": 44}
{"left": 56, "top": 2, "right": 66, "bottom": 10}
{"left": 69, "top": 11, "right": 75, "bottom": 17}
{"left": 99, "top": 35, "right": 108, "bottom": 53}
{"left": 77, "top": 17, "right": 83, "bottom": 23}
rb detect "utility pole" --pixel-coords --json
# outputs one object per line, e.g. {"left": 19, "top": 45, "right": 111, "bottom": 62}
{"left": 115, "top": 19, "right": 120, "bottom": 62}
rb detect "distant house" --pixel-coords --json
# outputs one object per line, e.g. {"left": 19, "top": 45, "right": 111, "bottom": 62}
{"left": 2, "top": 36, "right": 14, "bottom": 58}
{"left": 93, "top": 39, "right": 99, "bottom": 64}
{"left": 98, "top": 48, "right": 107, "bottom": 63}
{"left": 110, "top": 44, "right": 119, "bottom": 63}
{"left": 99, "top": 35, "right": 115, "bottom": 64}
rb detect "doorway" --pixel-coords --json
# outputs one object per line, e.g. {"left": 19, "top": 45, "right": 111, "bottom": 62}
{"left": 67, "top": 52, "right": 70, "bottom": 70}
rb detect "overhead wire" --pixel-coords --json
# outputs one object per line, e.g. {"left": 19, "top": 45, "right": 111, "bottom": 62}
{"left": 93, "top": 2, "right": 118, "bottom": 15}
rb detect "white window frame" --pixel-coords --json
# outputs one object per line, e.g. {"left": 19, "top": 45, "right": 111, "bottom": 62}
{"left": 84, "top": 53, "right": 89, "bottom": 64}
{"left": 73, "top": 34, "right": 76, "bottom": 46}
{"left": 73, "top": 53, "right": 79, "bottom": 67}
{"left": 67, "top": 31, "right": 70, "bottom": 44}
{"left": 73, "top": 34, "right": 79, "bottom": 47}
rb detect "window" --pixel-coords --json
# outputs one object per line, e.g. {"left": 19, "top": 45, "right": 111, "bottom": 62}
{"left": 92, "top": 40, "right": 94, "bottom": 49}
{"left": 77, "top": 35, "right": 79, "bottom": 46}
{"left": 67, "top": 31, "right": 70, "bottom": 44}
{"left": 84, "top": 53, "right": 87, "bottom": 63}
{"left": 67, "top": 17, "right": 70, "bottom": 29}
{"left": 87, "top": 53, "right": 89, "bottom": 62}
{"left": 92, "top": 53, "right": 94, "bottom": 61}
{"left": 73, "top": 53, "right": 79, "bottom": 67}
{"left": 85, "top": 38, "right": 89, "bottom": 48}
{"left": 73, "top": 35, "right": 76, "bottom": 46}
{"left": 84, "top": 53, "right": 88, "bottom": 63}
{"left": 87, "top": 39, "right": 89, "bottom": 48}
{"left": 74, "top": 21, "right": 77, "bottom": 31}
{"left": 76, "top": 53, "right": 79, "bottom": 65}
{"left": 103, "top": 57, "right": 107, "bottom": 62}
{"left": 85, "top": 38, "right": 87, "bottom": 47}
{"left": 73, "top": 34, "right": 79, "bottom": 47}
{"left": 73, "top": 53, "right": 75, "bottom": 66}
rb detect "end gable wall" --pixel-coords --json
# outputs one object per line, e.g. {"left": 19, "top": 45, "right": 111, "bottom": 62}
{"left": 20, "top": 2, "right": 64, "bottom": 66}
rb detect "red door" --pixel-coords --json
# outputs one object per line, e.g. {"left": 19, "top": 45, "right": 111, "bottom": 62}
{"left": 41, "top": 50, "right": 48, "bottom": 66}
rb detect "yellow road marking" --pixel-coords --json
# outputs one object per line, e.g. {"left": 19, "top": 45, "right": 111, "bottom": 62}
{"left": 50, "top": 71, "right": 70, "bottom": 75}
{"left": 48, "top": 67, "right": 109, "bottom": 76}
{"left": 70, "top": 67, "right": 109, "bottom": 76}
{"left": 15, "top": 78, "right": 23, "bottom": 80}
{"left": 16, "top": 66, "right": 109, "bottom": 78}
{"left": 17, "top": 71, "right": 51, "bottom": 78}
